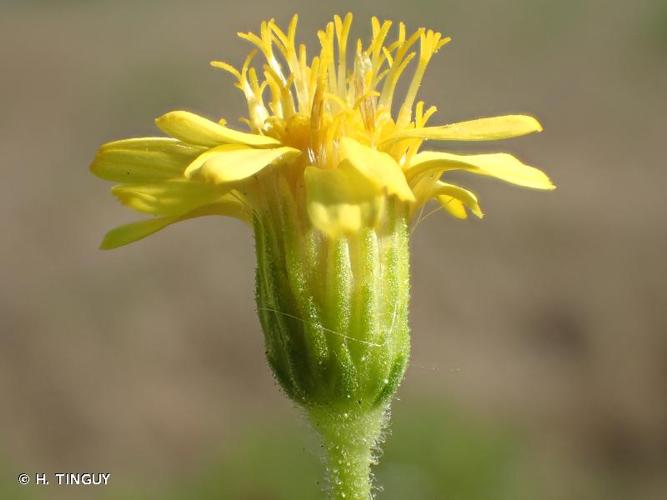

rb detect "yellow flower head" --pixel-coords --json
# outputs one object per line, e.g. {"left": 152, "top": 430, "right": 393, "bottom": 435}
{"left": 91, "top": 13, "right": 554, "bottom": 248}
{"left": 91, "top": 18, "right": 556, "bottom": 494}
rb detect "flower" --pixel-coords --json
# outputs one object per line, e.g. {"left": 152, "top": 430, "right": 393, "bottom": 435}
{"left": 90, "top": 14, "right": 554, "bottom": 499}
{"left": 91, "top": 13, "right": 553, "bottom": 250}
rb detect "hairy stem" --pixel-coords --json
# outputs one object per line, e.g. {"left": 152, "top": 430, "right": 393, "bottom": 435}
{"left": 309, "top": 405, "right": 388, "bottom": 500}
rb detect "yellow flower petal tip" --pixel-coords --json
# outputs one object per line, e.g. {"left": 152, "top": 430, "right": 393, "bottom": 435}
{"left": 98, "top": 218, "right": 173, "bottom": 250}
{"left": 93, "top": 14, "right": 554, "bottom": 246}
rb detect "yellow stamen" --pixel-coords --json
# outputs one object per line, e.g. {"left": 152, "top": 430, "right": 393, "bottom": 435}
{"left": 212, "top": 14, "right": 454, "bottom": 168}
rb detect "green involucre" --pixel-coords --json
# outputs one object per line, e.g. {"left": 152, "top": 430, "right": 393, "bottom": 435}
{"left": 254, "top": 205, "right": 410, "bottom": 411}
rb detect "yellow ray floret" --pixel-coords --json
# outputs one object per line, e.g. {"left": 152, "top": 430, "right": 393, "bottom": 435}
{"left": 156, "top": 111, "right": 280, "bottom": 147}
{"left": 407, "top": 151, "right": 555, "bottom": 190}
{"left": 184, "top": 145, "right": 301, "bottom": 184}
{"left": 339, "top": 137, "right": 415, "bottom": 202}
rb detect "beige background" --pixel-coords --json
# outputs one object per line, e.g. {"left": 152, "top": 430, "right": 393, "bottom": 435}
{"left": 1, "top": 0, "right": 665, "bottom": 498}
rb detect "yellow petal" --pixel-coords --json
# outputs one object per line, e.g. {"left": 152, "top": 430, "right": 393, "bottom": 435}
{"left": 100, "top": 201, "right": 249, "bottom": 250}
{"left": 111, "top": 180, "right": 226, "bottom": 216}
{"left": 339, "top": 137, "right": 416, "bottom": 202}
{"left": 408, "top": 151, "right": 555, "bottom": 190}
{"left": 304, "top": 164, "right": 380, "bottom": 238}
{"left": 185, "top": 145, "right": 301, "bottom": 184}
{"left": 432, "top": 182, "right": 484, "bottom": 219}
{"left": 183, "top": 144, "right": 249, "bottom": 177}
{"left": 90, "top": 138, "right": 205, "bottom": 183}
{"left": 155, "top": 110, "right": 281, "bottom": 148}
{"left": 383, "top": 115, "right": 543, "bottom": 144}
{"left": 437, "top": 195, "right": 468, "bottom": 219}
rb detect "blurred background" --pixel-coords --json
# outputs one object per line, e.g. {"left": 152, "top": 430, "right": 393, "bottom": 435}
{"left": 1, "top": 0, "right": 665, "bottom": 498}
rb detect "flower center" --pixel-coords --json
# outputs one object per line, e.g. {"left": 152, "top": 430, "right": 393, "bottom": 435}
{"left": 212, "top": 14, "right": 449, "bottom": 168}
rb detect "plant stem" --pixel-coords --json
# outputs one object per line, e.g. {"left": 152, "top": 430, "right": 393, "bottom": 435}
{"left": 309, "top": 405, "right": 388, "bottom": 500}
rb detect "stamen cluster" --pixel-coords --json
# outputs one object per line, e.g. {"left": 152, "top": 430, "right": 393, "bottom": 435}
{"left": 214, "top": 14, "right": 448, "bottom": 169}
